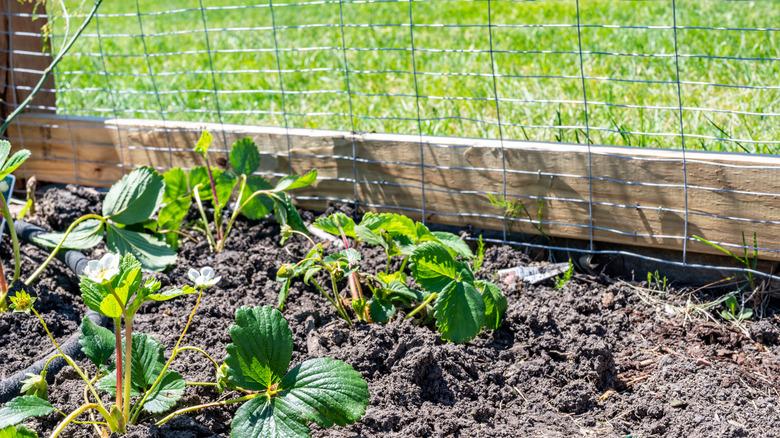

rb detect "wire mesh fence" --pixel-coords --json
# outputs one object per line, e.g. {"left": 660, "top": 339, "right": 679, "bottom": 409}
{"left": 3, "top": 0, "right": 780, "bottom": 280}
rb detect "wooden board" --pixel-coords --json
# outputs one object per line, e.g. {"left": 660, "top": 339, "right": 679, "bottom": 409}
{"left": 8, "top": 112, "right": 780, "bottom": 262}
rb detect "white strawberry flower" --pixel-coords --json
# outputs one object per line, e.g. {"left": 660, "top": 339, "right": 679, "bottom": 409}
{"left": 83, "top": 253, "right": 120, "bottom": 284}
{"left": 188, "top": 266, "right": 221, "bottom": 289}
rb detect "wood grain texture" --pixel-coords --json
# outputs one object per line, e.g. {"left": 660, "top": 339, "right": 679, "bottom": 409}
{"left": 8, "top": 113, "right": 780, "bottom": 261}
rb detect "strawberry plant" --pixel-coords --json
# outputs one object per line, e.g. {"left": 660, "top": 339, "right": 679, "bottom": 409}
{"left": 156, "top": 131, "right": 316, "bottom": 252}
{"left": 29, "top": 166, "right": 176, "bottom": 277}
{"left": 155, "top": 306, "right": 369, "bottom": 437}
{"left": 0, "top": 140, "right": 31, "bottom": 310}
{"left": 278, "top": 211, "right": 507, "bottom": 343}
{"left": 0, "top": 253, "right": 218, "bottom": 436}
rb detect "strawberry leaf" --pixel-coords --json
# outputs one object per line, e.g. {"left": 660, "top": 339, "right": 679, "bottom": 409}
{"left": 225, "top": 306, "right": 293, "bottom": 391}
{"left": 79, "top": 316, "right": 115, "bottom": 368}
{"left": 230, "top": 138, "right": 261, "bottom": 176}
{"left": 231, "top": 358, "right": 368, "bottom": 438}
{"left": 30, "top": 219, "right": 104, "bottom": 250}
{"left": 0, "top": 425, "right": 37, "bottom": 438}
{"left": 102, "top": 167, "right": 164, "bottom": 225}
{"left": 410, "top": 241, "right": 463, "bottom": 291}
{"left": 477, "top": 280, "right": 507, "bottom": 330}
{"left": 431, "top": 231, "right": 473, "bottom": 259}
{"left": 240, "top": 175, "right": 273, "bottom": 220}
{"left": 433, "top": 281, "right": 485, "bottom": 343}
{"left": 0, "top": 396, "right": 54, "bottom": 429}
{"left": 106, "top": 224, "right": 177, "bottom": 272}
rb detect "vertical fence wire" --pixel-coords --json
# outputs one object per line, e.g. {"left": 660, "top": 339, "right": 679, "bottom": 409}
{"left": 407, "top": 0, "right": 426, "bottom": 224}
{"left": 134, "top": 0, "right": 173, "bottom": 169}
{"left": 337, "top": 0, "right": 360, "bottom": 209}
{"left": 574, "top": 0, "right": 595, "bottom": 252}
{"left": 197, "top": 0, "right": 229, "bottom": 159}
{"left": 94, "top": 13, "right": 127, "bottom": 177}
{"left": 486, "top": 0, "right": 508, "bottom": 242}
{"left": 268, "top": 0, "right": 293, "bottom": 174}
{"left": 671, "top": 0, "right": 690, "bottom": 263}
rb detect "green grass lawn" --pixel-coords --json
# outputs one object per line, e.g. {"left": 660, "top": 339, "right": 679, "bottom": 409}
{"left": 50, "top": 0, "right": 780, "bottom": 154}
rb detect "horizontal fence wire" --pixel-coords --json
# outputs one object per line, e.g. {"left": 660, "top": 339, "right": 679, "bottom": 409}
{"left": 4, "top": 0, "right": 780, "bottom": 280}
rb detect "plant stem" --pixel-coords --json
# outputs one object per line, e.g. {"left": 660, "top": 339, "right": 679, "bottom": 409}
{"left": 155, "top": 394, "right": 257, "bottom": 427}
{"left": 192, "top": 187, "right": 216, "bottom": 251}
{"left": 0, "top": 195, "right": 20, "bottom": 284}
{"left": 41, "top": 353, "right": 65, "bottom": 375}
{"left": 186, "top": 381, "right": 218, "bottom": 387}
{"left": 32, "top": 309, "right": 113, "bottom": 428}
{"left": 25, "top": 214, "right": 105, "bottom": 285}
{"left": 221, "top": 187, "right": 276, "bottom": 250}
{"left": 113, "top": 318, "right": 123, "bottom": 410}
{"left": 175, "top": 345, "right": 219, "bottom": 371}
{"left": 406, "top": 292, "right": 438, "bottom": 319}
{"left": 312, "top": 280, "right": 351, "bottom": 325}
{"left": 329, "top": 274, "right": 354, "bottom": 326}
{"left": 49, "top": 403, "right": 101, "bottom": 438}
{"left": 130, "top": 289, "right": 204, "bottom": 423}
{"left": 202, "top": 156, "right": 223, "bottom": 243}
{"left": 122, "top": 314, "right": 133, "bottom": 423}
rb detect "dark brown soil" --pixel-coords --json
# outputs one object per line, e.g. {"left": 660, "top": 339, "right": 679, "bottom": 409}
{"left": 6, "top": 186, "right": 780, "bottom": 437}
{"left": 0, "top": 186, "right": 98, "bottom": 379}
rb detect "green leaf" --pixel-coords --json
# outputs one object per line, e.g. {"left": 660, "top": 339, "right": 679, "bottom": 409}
{"left": 240, "top": 175, "right": 273, "bottom": 220}
{"left": 383, "top": 280, "right": 424, "bottom": 304}
{"left": 273, "top": 170, "right": 317, "bottom": 192}
{"left": 0, "top": 425, "right": 38, "bottom": 438}
{"left": 157, "top": 197, "right": 191, "bottom": 234}
{"left": 188, "top": 166, "right": 213, "bottom": 199}
{"left": 226, "top": 306, "right": 293, "bottom": 391}
{"left": 143, "top": 371, "right": 185, "bottom": 414}
{"left": 103, "top": 167, "right": 165, "bottom": 225}
{"left": 230, "top": 138, "right": 261, "bottom": 175}
{"left": 162, "top": 168, "right": 189, "bottom": 201}
{"left": 432, "top": 231, "right": 473, "bottom": 259}
{"left": 313, "top": 213, "right": 355, "bottom": 238}
{"left": 0, "top": 396, "right": 54, "bottom": 429}
{"left": 147, "top": 285, "right": 197, "bottom": 302}
{"left": 477, "top": 280, "right": 507, "bottom": 330}
{"left": 130, "top": 333, "right": 165, "bottom": 389}
{"left": 433, "top": 281, "right": 485, "bottom": 343}
{"left": 272, "top": 193, "right": 307, "bottom": 234}
{"left": 231, "top": 358, "right": 368, "bottom": 438}
{"left": 79, "top": 316, "right": 115, "bottom": 368}
{"left": 354, "top": 225, "right": 386, "bottom": 248}
{"left": 194, "top": 130, "right": 213, "bottom": 156}
{"left": 360, "top": 212, "right": 417, "bottom": 241}
{"left": 80, "top": 277, "right": 113, "bottom": 316}
{"left": 410, "top": 242, "right": 462, "bottom": 291}
{"left": 215, "top": 171, "right": 238, "bottom": 208}
{"left": 276, "top": 278, "right": 292, "bottom": 310}
{"left": 0, "top": 150, "right": 30, "bottom": 178}
{"left": 0, "top": 141, "right": 10, "bottom": 166}
{"left": 281, "top": 358, "right": 367, "bottom": 428}
{"left": 106, "top": 224, "right": 176, "bottom": 272}
{"left": 30, "top": 219, "right": 104, "bottom": 249}
{"left": 369, "top": 297, "right": 395, "bottom": 323}
{"left": 231, "top": 396, "right": 308, "bottom": 438}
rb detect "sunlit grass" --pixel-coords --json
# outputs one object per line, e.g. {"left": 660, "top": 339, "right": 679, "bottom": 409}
{"left": 50, "top": 0, "right": 780, "bottom": 154}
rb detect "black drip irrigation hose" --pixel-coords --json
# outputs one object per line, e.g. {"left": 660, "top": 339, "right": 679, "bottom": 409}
{"left": 0, "top": 221, "right": 104, "bottom": 403}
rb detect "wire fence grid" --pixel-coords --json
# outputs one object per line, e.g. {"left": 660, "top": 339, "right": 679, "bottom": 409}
{"left": 3, "top": 0, "right": 780, "bottom": 281}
